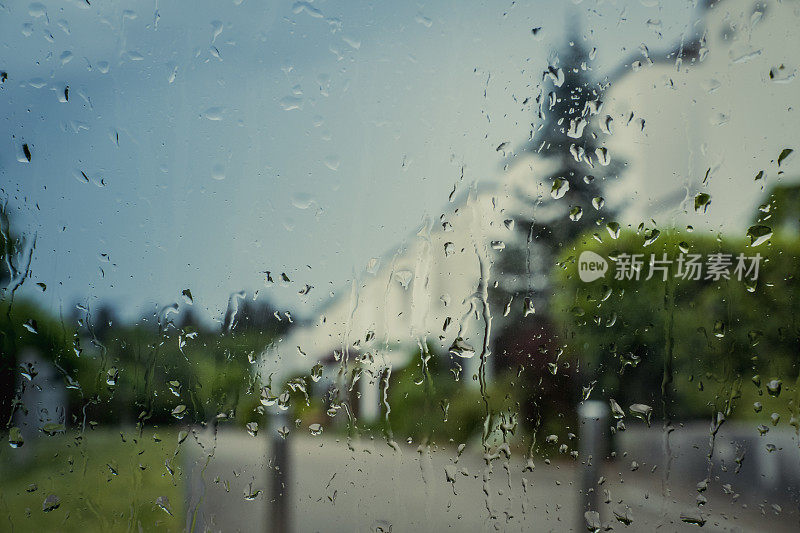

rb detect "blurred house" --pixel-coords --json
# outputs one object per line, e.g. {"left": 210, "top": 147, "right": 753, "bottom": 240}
{"left": 12, "top": 349, "right": 68, "bottom": 461}
{"left": 259, "top": 0, "right": 800, "bottom": 420}
{"left": 259, "top": 153, "right": 562, "bottom": 419}
{"left": 603, "top": 0, "right": 800, "bottom": 232}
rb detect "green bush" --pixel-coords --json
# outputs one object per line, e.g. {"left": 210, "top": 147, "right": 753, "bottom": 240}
{"left": 551, "top": 228, "right": 800, "bottom": 423}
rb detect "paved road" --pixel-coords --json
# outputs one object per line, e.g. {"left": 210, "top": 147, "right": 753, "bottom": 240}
{"left": 182, "top": 429, "right": 797, "bottom": 532}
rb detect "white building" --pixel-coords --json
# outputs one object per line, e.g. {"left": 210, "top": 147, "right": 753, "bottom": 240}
{"left": 259, "top": 0, "right": 800, "bottom": 419}
{"left": 259, "top": 153, "right": 562, "bottom": 419}
{"left": 603, "top": 0, "right": 800, "bottom": 232}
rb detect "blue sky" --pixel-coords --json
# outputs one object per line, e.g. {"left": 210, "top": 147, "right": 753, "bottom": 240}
{"left": 0, "top": 0, "right": 698, "bottom": 323}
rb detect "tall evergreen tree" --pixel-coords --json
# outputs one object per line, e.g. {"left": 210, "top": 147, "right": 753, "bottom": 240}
{"left": 488, "top": 27, "right": 625, "bottom": 444}
{"left": 490, "top": 28, "right": 621, "bottom": 325}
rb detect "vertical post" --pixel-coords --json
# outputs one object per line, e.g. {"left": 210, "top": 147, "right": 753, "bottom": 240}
{"left": 358, "top": 372, "right": 381, "bottom": 423}
{"left": 269, "top": 410, "right": 291, "bottom": 533}
{"left": 578, "top": 400, "right": 609, "bottom": 531}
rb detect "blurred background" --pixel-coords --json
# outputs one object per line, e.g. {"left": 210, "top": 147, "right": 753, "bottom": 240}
{"left": 1, "top": 0, "right": 799, "bottom": 531}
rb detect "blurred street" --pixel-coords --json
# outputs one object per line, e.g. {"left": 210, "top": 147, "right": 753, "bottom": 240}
{"left": 183, "top": 428, "right": 797, "bottom": 532}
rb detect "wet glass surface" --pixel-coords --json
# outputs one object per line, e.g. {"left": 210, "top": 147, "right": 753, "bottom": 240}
{"left": 1, "top": 1, "right": 799, "bottom": 531}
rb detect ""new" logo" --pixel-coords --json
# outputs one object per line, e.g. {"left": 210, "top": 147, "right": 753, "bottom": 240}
{"left": 578, "top": 251, "right": 608, "bottom": 282}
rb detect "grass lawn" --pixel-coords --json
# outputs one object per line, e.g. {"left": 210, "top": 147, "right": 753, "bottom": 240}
{"left": 0, "top": 427, "right": 186, "bottom": 532}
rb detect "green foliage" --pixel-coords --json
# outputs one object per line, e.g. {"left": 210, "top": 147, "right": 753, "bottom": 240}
{"left": 552, "top": 228, "right": 800, "bottom": 422}
{"left": 371, "top": 350, "right": 522, "bottom": 446}
{"left": 0, "top": 299, "right": 76, "bottom": 426}
{"left": 0, "top": 429, "right": 184, "bottom": 532}
{"left": 75, "top": 324, "right": 260, "bottom": 427}
{"left": 0, "top": 298, "right": 285, "bottom": 433}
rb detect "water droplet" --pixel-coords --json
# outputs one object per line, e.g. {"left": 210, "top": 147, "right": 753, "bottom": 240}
{"left": 41, "top": 423, "right": 66, "bottom": 436}
{"left": 609, "top": 399, "right": 625, "bottom": 419}
{"left": 584, "top": 510, "right": 601, "bottom": 532}
{"left": 769, "top": 65, "right": 796, "bottom": 84}
{"left": 643, "top": 229, "right": 660, "bottom": 246}
{"left": 581, "top": 382, "right": 596, "bottom": 401}
{"left": 42, "top": 494, "right": 60, "bottom": 512}
{"left": 310, "top": 362, "right": 323, "bottom": 382}
{"left": 106, "top": 367, "right": 119, "bottom": 386}
{"left": 9, "top": 427, "right": 24, "bottom": 448}
{"left": 23, "top": 319, "right": 38, "bottom": 333}
{"left": 260, "top": 387, "right": 277, "bottom": 406}
{"left": 279, "top": 96, "right": 303, "bottom": 111}
{"left": 309, "top": 423, "right": 323, "bottom": 436}
{"left": 600, "top": 115, "right": 613, "bottom": 135}
{"left": 244, "top": 486, "right": 262, "bottom": 500}
{"left": 680, "top": 512, "right": 706, "bottom": 526}
{"left": 323, "top": 156, "right": 340, "bottom": 171}
{"left": 246, "top": 422, "right": 259, "bottom": 437}
{"left": 394, "top": 270, "right": 413, "bottom": 289}
{"left": 171, "top": 405, "right": 187, "bottom": 420}
{"left": 567, "top": 118, "right": 587, "bottom": 139}
{"left": 523, "top": 297, "right": 535, "bottom": 316}
{"left": 629, "top": 403, "right": 652, "bottom": 426}
{"left": 168, "top": 380, "right": 181, "bottom": 396}
{"left": 543, "top": 65, "right": 564, "bottom": 87}
{"left": 293, "top": 1, "right": 323, "bottom": 18}
{"left": 746, "top": 224, "right": 772, "bottom": 247}
{"left": 551, "top": 178, "right": 569, "bottom": 199}
{"left": 595, "top": 147, "right": 610, "bottom": 166}
{"left": 694, "top": 193, "right": 711, "bottom": 213}
{"left": 613, "top": 505, "right": 633, "bottom": 525}
{"left": 211, "top": 164, "right": 226, "bottom": 181}
{"left": 277, "top": 391, "right": 291, "bottom": 411}
{"left": 168, "top": 64, "right": 178, "bottom": 84}
{"left": 449, "top": 337, "right": 476, "bottom": 359}
{"left": 28, "top": 3, "right": 47, "bottom": 17}
{"left": 777, "top": 148, "right": 793, "bottom": 166}
{"left": 606, "top": 222, "right": 620, "bottom": 239}
{"left": 203, "top": 107, "right": 223, "bottom": 121}
{"left": 592, "top": 197, "right": 604, "bottom": 210}
{"left": 20, "top": 143, "right": 32, "bottom": 163}
{"left": 181, "top": 289, "right": 193, "bottom": 304}
{"left": 155, "top": 495, "right": 173, "bottom": 516}
{"left": 766, "top": 379, "right": 782, "bottom": 397}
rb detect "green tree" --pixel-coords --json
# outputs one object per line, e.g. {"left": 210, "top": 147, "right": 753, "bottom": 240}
{"left": 489, "top": 28, "right": 623, "bottom": 443}
{"left": 551, "top": 228, "right": 800, "bottom": 424}
{"left": 492, "top": 27, "right": 621, "bottom": 316}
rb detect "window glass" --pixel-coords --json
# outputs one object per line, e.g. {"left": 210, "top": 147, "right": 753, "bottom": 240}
{"left": 1, "top": 0, "right": 798, "bottom": 531}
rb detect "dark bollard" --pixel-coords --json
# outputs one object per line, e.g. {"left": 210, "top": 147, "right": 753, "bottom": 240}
{"left": 269, "top": 410, "right": 291, "bottom": 533}
{"left": 578, "top": 400, "right": 609, "bottom": 531}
